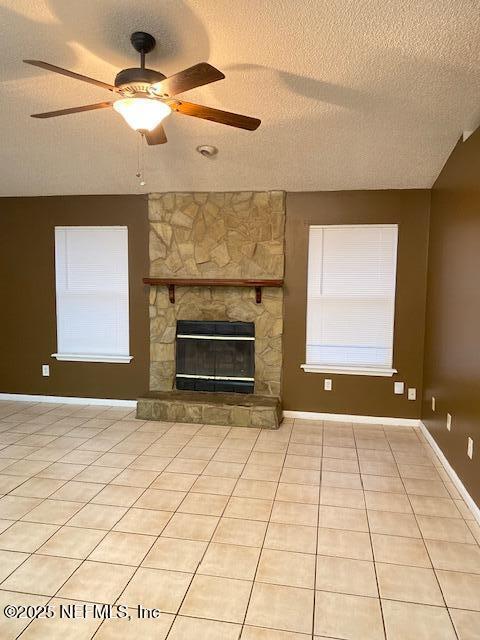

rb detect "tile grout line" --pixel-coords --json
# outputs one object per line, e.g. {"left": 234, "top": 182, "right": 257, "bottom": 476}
{"left": 386, "top": 426, "right": 460, "bottom": 640}
{"left": 237, "top": 418, "right": 294, "bottom": 638}
{"left": 162, "top": 422, "right": 265, "bottom": 639}
{"left": 365, "top": 424, "right": 397, "bottom": 640}
{"left": 311, "top": 418, "right": 324, "bottom": 640}
{"left": 89, "top": 421, "right": 230, "bottom": 638}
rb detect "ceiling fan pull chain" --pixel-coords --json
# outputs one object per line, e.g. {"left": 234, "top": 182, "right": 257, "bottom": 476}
{"left": 135, "top": 133, "right": 141, "bottom": 179}
{"left": 141, "top": 133, "right": 146, "bottom": 186}
{"left": 135, "top": 132, "right": 146, "bottom": 187}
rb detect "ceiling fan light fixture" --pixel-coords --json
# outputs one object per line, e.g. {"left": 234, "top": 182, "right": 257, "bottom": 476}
{"left": 113, "top": 97, "right": 171, "bottom": 131}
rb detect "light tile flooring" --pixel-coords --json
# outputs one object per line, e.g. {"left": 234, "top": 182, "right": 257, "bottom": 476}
{"left": 0, "top": 400, "right": 478, "bottom": 639}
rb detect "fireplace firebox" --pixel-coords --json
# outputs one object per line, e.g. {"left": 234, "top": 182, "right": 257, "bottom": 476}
{"left": 175, "top": 320, "right": 255, "bottom": 394}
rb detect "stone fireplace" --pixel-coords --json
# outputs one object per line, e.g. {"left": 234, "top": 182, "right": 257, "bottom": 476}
{"left": 138, "top": 191, "right": 285, "bottom": 427}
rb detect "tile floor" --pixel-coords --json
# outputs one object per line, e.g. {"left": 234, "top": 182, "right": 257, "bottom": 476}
{"left": 0, "top": 399, "right": 478, "bottom": 639}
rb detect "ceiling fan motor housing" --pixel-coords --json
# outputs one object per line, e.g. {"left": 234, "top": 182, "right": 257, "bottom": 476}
{"left": 114, "top": 32, "right": 165, "bottom": 95}
{"left": 114, "top": 67, "right": 166, "bottom": 95}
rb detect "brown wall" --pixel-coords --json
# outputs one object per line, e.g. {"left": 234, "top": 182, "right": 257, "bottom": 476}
{"left": 0, "top": 189, "right": 436, "bottom": 422}
{"left": 283, "top": 190, "right": 430, "bottom": 418}
{"left": 422, "top": 132, "right": 480, "bottom": 505}
{"left": 0, "top": 195, "right": 149, "bottom": 400}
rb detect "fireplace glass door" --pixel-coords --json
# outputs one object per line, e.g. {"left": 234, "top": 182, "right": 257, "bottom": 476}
{"left": 175, "top": 320, "right": 255, "bottom": 393}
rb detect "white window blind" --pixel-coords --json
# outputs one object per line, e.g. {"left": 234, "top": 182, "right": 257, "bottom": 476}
{"left": 52, "top": 226, "right": 132, "bottom": 363}
{"left": 302, "top": 224, "right": 398, "bottom": 376}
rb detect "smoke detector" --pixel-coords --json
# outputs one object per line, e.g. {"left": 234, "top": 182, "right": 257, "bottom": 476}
{"left": 196, "top": 145, "right": 218, "bottom": 158}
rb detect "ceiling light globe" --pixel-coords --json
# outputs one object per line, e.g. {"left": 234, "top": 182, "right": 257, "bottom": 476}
{"left": 113, "top": 98, "right": 171, "bottom": 131}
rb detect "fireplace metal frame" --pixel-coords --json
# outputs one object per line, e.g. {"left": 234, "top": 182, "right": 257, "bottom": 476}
{"left": 175, "top": 320, "right": 255, "bottom": 394}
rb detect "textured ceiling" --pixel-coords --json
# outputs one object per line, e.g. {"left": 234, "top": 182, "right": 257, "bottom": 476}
{"left": 1, "top": 0, "right": 480, "bottom": 196}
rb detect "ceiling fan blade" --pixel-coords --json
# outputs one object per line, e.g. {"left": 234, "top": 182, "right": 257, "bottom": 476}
{"left": 150, "top": 63, "right": 225, "bottom": 97}
{"left": 172, "top": 100, "right": 261, "bottom": 130}
{"left": 31, "top": 101, "right": 113, "bottom": 118}
{"left": 24, "top": 60, "right": 118, "bottom": 93}
{"left": 144, "top": 123, "right": 168, "bottom": 145}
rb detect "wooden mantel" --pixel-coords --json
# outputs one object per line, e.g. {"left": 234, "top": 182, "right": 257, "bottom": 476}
{"left": 143, "top": 277, "right": 284, "bottom": 304}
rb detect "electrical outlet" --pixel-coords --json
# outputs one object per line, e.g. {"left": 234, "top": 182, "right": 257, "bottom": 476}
{"left": 324, "top": 379, "right": 332, "bottom": 391}
{"left": 407, "top": 388, "right": 416, "bottom": 401}
{"left": 42, "top": 364, "right": 50, "bottom": 377}
{"left": 432, "top": 396, "right": 436, "bottom": 412}
{"left": 394, "top": 382, "right": 404, "bottom": 395}
{"left": 446, "top": 413, "right": 452, "bottom": 431}
{"left": 467, "top": 437, "right": 474, "bottom": 460}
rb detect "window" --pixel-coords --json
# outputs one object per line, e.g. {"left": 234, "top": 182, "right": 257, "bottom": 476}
{"left": 302, "top": 224, "right": 398, "bottom": 376}
{"left": 52, "top": 226, "right": 132, "bottom": 363}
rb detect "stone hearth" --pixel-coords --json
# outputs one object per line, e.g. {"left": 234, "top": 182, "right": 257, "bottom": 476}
{"left": 137, "top": 390, "right": 282, "bottom": 429}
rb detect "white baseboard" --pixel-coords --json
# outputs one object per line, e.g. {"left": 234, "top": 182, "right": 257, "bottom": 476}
{"left": 0, "top": 393, "right": 137, "bottom": 408}
{"left": 283, "top": 410, "right": 421, "bottom": 427}
{"left": 420, "top": 422, "right": 480, "bottom": 525}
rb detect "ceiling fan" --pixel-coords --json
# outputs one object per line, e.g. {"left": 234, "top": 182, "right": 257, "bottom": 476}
{"left": 24, "top": 31, "right": 261, "bottom": 145}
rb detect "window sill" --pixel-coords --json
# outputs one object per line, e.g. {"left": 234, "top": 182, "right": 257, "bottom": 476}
{"left": 51, "top": 353, "right": 133, "bottom": 364}
{"left": 301, "top": 364, "right": 397, "bottom": 377}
